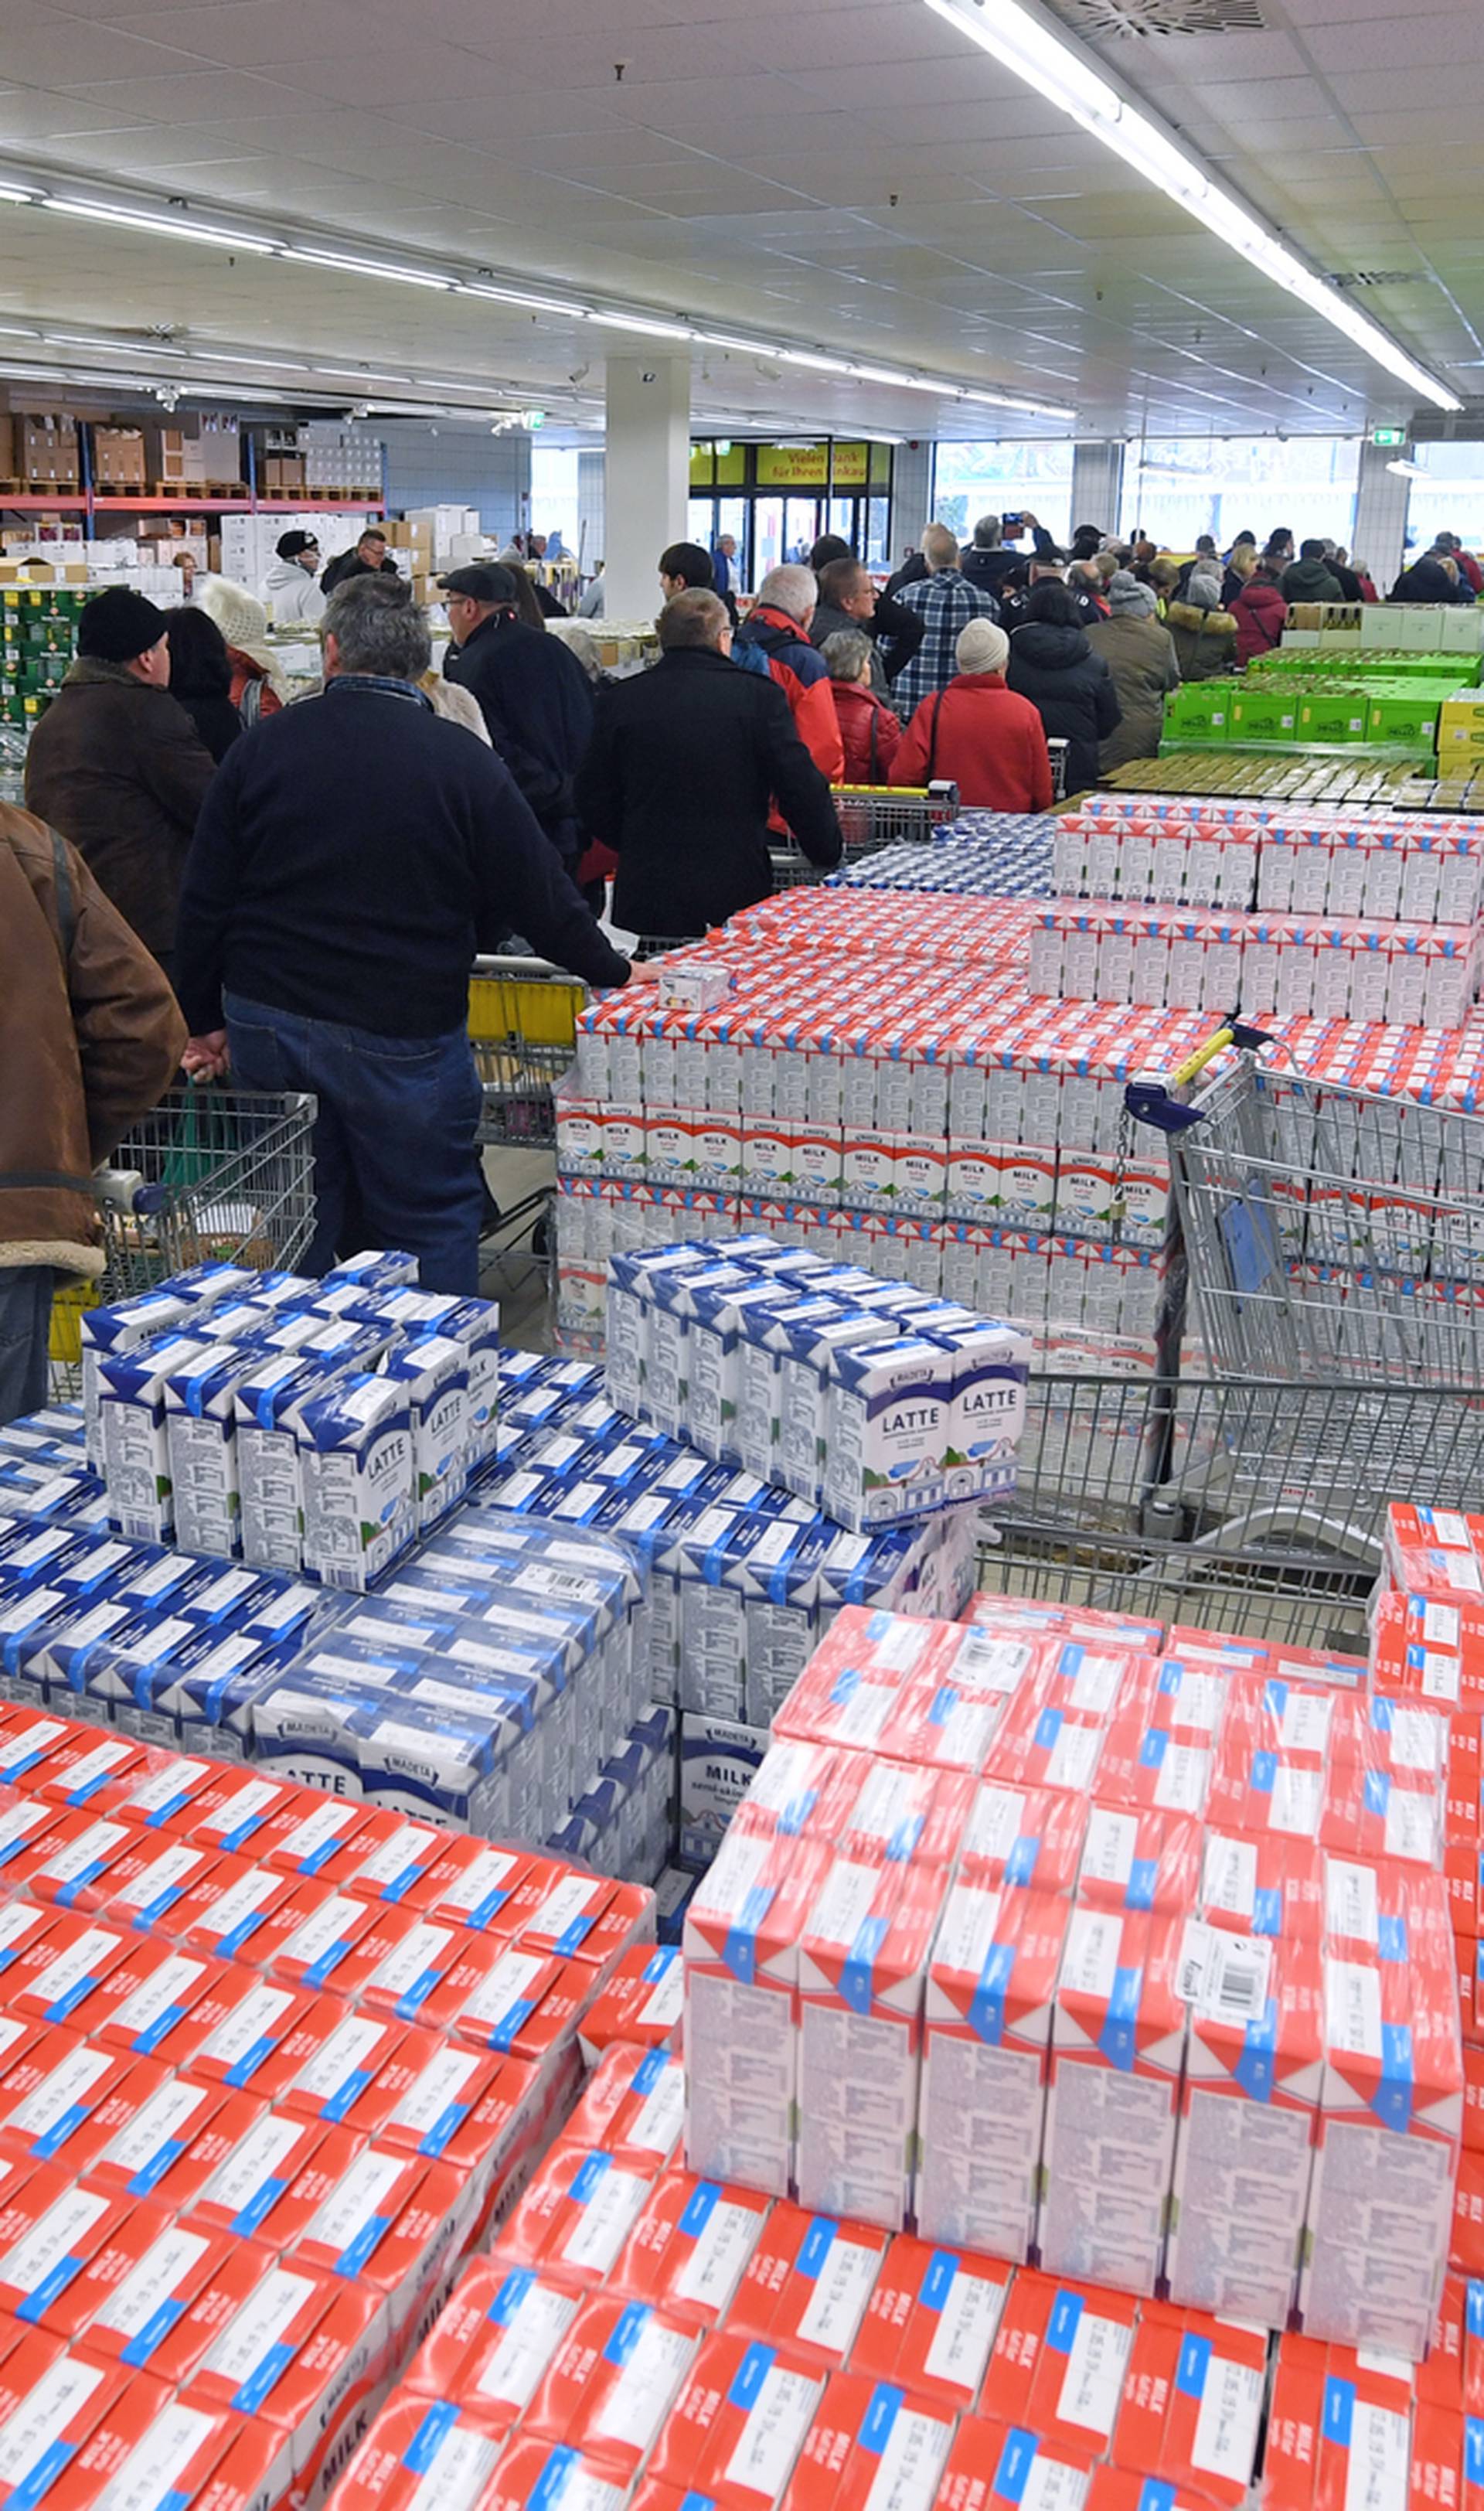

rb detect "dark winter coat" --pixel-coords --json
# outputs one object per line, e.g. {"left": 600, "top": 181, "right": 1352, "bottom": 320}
{"left": 1005, "top": 621, "right": 1122, "bottom": 796}
{"left": 574, "top": 647, "right": 842, "bottom": 938}
{"left": 23, "top": 659, "right": 216, "bottom": 959}
{"left": 444, "top": 612, "right": 594, "bottom": 868}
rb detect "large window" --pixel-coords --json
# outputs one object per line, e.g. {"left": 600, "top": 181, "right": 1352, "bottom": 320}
{"left": 1120, "top": 436, "right": 1360, "bottom": 552}
{"left": 931, "top": 442, "right": 1074, "bottom": 551}
{"left": 1406, "top": 444, "right": 1484, "bottom": 555}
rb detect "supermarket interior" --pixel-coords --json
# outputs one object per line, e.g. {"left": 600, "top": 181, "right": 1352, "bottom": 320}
{"left": 9, "top": 0, "right": 1484, "bottom": 2506}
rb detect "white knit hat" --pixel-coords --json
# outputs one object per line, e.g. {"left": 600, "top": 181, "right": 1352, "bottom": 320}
{"left": 956, "top": 618, "right": 1010, "bottom": 676}
{"left": 196, "top": 574, "right": 291, "bottom": 700}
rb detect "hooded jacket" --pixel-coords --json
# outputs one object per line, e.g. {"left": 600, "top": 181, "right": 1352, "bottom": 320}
{"left": 261, "top": 558, "right": 325, "bottom": 628}
{"left": 1278, "top": 556, "right": 1344, "bottom": 604}
{"left": 735, "top": 605, "right": 846, "bottom": 782}
{"left": 1005, "top": 622, "right": 1122, "bottom": 796}
{"left": 890, "top": 674, "right": 1053, "bottom": 811}
{"left": 1085, "top": 615, "right": 1179, "bottom": 772}
{"left": 23, "top": 660, "right": 216, "bottom": 961}
{"left": 1165, "top": 599, "right": 1239, "bottom": 683}
{"left": 0, "top": 807, "right": 185, "bottom": 1279}
{"left": 1230, "top": 577, "right": 1288, "bottom": 665}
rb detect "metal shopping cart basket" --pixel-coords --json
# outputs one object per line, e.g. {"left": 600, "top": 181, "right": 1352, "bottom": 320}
{"left": 1054, "top": 1016, "right": 1484, "bottom": 1583}
{"left": 468, "top": 954, "right": 584, "bottom": 1149}
{"left": 770, "top": 779, "right": 962, "bottom": 889}
{"left": 49, "top": 1086, "right": 316, "bottom": 1384}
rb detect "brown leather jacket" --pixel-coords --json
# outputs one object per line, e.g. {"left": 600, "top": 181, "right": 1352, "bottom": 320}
{"left": 0, "top": 806, "right": 186, "bottom": 1278}
{"left": 22, "top": 658, "right": 216, "bottom": 957}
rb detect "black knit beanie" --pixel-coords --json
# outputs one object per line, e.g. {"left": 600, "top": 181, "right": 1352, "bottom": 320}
{"left": 77, "top": 587, "right": 169, "bottom": 663}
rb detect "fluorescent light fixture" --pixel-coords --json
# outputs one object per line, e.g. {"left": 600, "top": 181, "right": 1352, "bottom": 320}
{"left": 198, "top": 350, "right": 312, "bottom": 373}
{"left": 591, "top": 310, "right": 695, "bottom": 340}
{"left": 921, "top": 0, "right": 1461, "bottom": 411}
{"left": 46, "top": 196, "right": 276, "bottom": 254}
{"left": 1387, "top": 458, "right": 1424, "bottom": 477}
{"left": 0, "top": 182, "right": 41, "bottom": 205}
{"left": 46, "top": 331, "right": 185, "bottom": 358}
{"left": 310, "top": 366, "right": 410, "bottom": 384}
{"left": 281, "top": 247, "right": 453, "bottom": 290}
{"left": 462, "top": 282, "right": 589, "bottom": 319}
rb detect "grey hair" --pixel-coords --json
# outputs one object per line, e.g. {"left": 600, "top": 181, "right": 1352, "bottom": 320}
{"left": 754, "top": 563, "right": 817, "bottom": 622}
{"left": 921, "top": 522, "right": 960, "bottom": 570}
{"left": 657, "top": 588, "right": 729, "bottom": 651}
{"left": 322, "top": 574, "right": 431, "bottom": 680}
{"left": 972, "top": 513, "right": 1000, "bottom": 548}
{"left": 821, "top": 628, "right": 873, "bottom": 683}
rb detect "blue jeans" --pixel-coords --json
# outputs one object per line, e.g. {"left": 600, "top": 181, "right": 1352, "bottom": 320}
{"left": 224, "top": 993, "right": 486, "bottom": 1294}
{"left": 0, "top": 1266, "right": 53, "bottom": 1427}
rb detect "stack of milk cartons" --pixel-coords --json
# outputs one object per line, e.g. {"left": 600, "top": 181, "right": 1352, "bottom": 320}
{"left": 252, "top": 1504, "right": 655, "bottom": 1851}
{"left": 465, "top": 1344, "right": 979, "bottom": 1876}
{"left": 681, "top": 1590, "right": 1461, "bottom": 2353}
{"left": 606, "top": 1238, "right": 1029, "bottom": 1535}
{"left": 80, "top": 1257, "right": 500, "bottom": 1591}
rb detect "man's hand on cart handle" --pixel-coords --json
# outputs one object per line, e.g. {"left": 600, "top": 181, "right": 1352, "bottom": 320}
{"left": 621, "top": 959, "right": 664, "bottom": 985}
{"left": 182, "top": 1031, "right": 230, "bottom": 1081}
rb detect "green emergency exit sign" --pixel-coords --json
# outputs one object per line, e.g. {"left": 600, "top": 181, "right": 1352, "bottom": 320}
{"left": 1371, "top": 427, "right": 1407, "bottom": 446}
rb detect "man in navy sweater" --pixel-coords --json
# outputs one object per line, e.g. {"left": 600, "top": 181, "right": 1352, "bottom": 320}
{"left": 174, "top": 575, "right": 634, "bottom": 1293}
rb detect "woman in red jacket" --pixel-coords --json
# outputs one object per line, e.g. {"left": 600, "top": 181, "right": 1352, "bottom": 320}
{"left": 1230, "top": 560, "right": 1288, "bottom": 665}
{"left": 822, "top": 629, "right": 902, "bottom": 783}
{"left": 890, "top": 617, "right": 1053, "bottom": 809}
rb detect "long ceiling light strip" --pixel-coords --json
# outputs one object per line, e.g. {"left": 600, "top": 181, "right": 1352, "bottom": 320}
{"left": 919, "top": 0, "right": 1459, "bottom": 412}
{"left": 0, "top": 167, "right": 1072, "bottom": 421}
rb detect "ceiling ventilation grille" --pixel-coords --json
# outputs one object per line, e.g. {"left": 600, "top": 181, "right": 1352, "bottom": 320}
{"left": 1332, "top": 270, "right": 1426, "bottom": 290}
{"left": 1043, "top": 0, "right": 1264, "bottom": 33}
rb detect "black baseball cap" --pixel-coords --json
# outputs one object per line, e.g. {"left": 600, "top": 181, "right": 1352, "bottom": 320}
{"left": 438, "top": 564, "right": 518, "bottom": 605}
{"left": 277, "top": 529, "right": 319, "bottom": 559}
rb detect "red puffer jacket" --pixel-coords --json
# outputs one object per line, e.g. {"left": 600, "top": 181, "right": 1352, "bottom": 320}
{"left": 1231, "top": 578, "right": 1288, "bottom": 664}
{"left": 831, "top": 681, "right": 901, "bottom": 784}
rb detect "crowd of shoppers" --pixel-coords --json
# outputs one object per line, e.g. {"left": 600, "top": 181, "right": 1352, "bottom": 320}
{"left": 7, "top": 494, "right": 1482, "bottom": 1409}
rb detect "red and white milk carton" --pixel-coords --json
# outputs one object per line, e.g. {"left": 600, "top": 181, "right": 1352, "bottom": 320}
{"left": 523, "top": 2293, "right": 701, "bottom": 2480}
{"left": 558, "top": 2046, "right": 686, "bottom": 2178}
{"left": 955, "top": 1783, "right": 1088, "bottom": 1898}
{"left": 1109, "top": 2303, "right": 1268, "bottom": 2505}
{"left": 1039, "top": 1906, "right": 1188, "bottom": 2295}
{"left": 779, "top": 2371, "right": 958, "bottom": 2511}
{"left": 729, "top": 2205, "right": 888, "bottom": 2374}
{"left": 1301, "top": 1861, "right": 1462, "bottom": 2359}
{"left": 931, "top": 2413, "right": 1097, "bottom": 2511}
{"left": 499, "top": 2145, "right": 662, "bottom": 2288}
{"left": 917, "top": 1882, "right": 1069, "bottom": 2263}
{"left": 852, "top": 2237, "right": 1013, "bottom": 2413}
{"left": 610, "top": 2169, "right": 771, "bottom": 2332}
{"left": 1165, "top": 1908, "right": 1324, "bottom": 2327}
{"left": 645, "top": 2331, "right": 826, "bottom": 2511}
{"left": 683, "top": 1828, "right": 831, "bottom": 2199}
{"left": 325, "top": 2397, "right": 509, "bottom": 2511}
{"left": 71, "top": 2209, "right": 232, "bottom": 2368}
{"left": 795, "top": 1854, "right": 945, "bottom": 2230}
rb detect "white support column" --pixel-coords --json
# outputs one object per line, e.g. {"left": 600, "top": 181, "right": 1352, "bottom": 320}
{"left": 577, "top": 449, "right": 605, "bottom": 578}
{"left": 891, "top": 440, "right": 934, "bottom": 566}
{"left": 1070, "top": 441, "right": 1125, "bottom": 541}
{"left": 603, "top": 355, "right": 690, "bottom": 619}
{"left": 1351, "top": 439, "right": 1411, "bottom": 594}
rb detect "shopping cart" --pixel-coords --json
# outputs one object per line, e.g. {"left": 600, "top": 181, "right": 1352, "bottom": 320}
{"left": 49, "top": 1086, "right": 316, "bottom": 1386}
{"left": 468, "top": 955, "right": 584, "bottom": 1150}
{"left": 974, "top": 1368, "right": 1421, "bottom": 1654}
{"left": 769, "top": 779, "right": 962, "bottom": 888}
{"left": 1081, "top": 1018, "right": 1484, "bottom": 1576}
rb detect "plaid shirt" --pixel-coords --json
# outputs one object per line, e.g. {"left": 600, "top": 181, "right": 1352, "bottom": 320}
{"left": 888, "top": 569, "right": 1000, "bottom": 717}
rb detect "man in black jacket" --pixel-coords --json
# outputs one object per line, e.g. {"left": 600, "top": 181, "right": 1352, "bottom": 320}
{"left": 441, "top": 564, "right": 593, "bottom": 868}
{"left": 575, "top": 589, "right": 842, "bottom": 940}
{"left": 174, "top": 576, "right": 633, "bottom": 1294}
{"left": 320, "top": 527, "right": 401, "bottom": 596}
